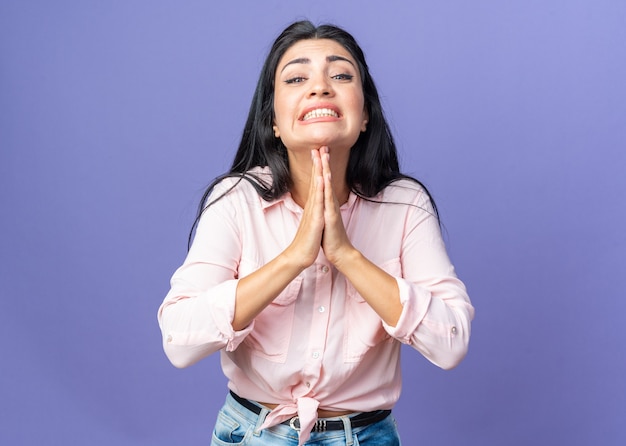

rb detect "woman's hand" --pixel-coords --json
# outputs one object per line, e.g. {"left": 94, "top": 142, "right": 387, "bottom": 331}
{"left": 283, "top": 146, "right": 355, "bottom": 269}
{"left": 282, "top": 149, "right": 327, "bottom": 270}
{"left": 239, "top": 146, "right": 401, "bottom": 329}
{"left": 315, "top": 147, "right": 402, "bottom": 326}
{"left": 234, "top": 151, "right": 326, "bottom": 329}
{"left": 317, "top": 147, "right": 356, "bottom": 266}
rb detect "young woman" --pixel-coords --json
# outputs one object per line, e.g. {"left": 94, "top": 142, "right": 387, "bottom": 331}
{"left": 158, "top": 20, "right": 474, "bottom": 446}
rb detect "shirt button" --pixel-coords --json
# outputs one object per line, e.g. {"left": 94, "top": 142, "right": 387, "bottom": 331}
{"left": 318, "top": 306, "right": 325, "bottom": 313}
{"left": 166, "top": 334, "right": 173, "bottom": 343}
{"left": 305, "top": 382, "right": 311, "bottom": 388}
{"left": 451, "top": 326, "right": 457, "bottom": 336}
{"left": 312, "top": 351, "right": 320, "bottom": 359}
{"left": 321, "top": 265, "right": 329, "bottom": 273}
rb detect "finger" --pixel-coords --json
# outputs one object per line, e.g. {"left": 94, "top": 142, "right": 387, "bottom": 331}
{"left": 303, "top": 150, "right": 320, "bottom": 206}
{"left": 301, "top": 150, "right": 325, "bottom": 232}
{"left": 320, "top": 148, "right": 338, "bottom": 210}
{"left": 311, "top": 150, "right": 324, "bottom": 205}
{"left": 312, "top": 148, "right": 324, "bottom": 177}
{"left": 308, "top": 149, "right": 318, "bottom": 195}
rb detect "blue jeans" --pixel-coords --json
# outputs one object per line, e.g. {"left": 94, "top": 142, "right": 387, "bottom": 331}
{"left": 210, "top": 392, "right": 401, "bottom": 445}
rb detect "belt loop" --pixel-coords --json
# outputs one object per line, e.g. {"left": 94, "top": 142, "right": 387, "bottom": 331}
{"left": 341, "top": 415, "right": 354, "bottom": 446}
{"left": 253, "top": 406, "right": 270, "bottom": 436}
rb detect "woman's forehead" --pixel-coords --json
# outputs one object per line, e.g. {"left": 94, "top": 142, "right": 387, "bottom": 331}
{"left": 277, "top": 39, "right": 355, "bottom": 69}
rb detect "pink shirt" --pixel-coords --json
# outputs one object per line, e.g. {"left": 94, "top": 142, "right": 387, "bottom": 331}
{"left": 158, "top": 167, "right": 474, "bottom": 444}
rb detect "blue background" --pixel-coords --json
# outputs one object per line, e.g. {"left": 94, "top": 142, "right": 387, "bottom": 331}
{"left": 1, "top": 1, "right": 624, "bottom": 444}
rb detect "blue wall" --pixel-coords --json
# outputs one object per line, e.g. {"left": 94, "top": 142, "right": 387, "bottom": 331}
{"left": 1, "top": 1, "right": 624, "bottom": 444}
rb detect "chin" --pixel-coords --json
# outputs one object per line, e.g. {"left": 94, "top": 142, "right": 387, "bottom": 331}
{"left": 282, "top": 134, "right": 359, "bottom": 153}
{"left": 309, "top": 134, "right": 359, "bottom": 150}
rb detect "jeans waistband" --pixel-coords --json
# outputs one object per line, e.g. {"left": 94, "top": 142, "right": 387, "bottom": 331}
{"left": 229, "top": 391, "right": 391, "bottom": 433}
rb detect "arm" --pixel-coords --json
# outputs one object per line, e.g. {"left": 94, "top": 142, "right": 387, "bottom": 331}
{"left": 390, "top": 207, "right": 474, "bottom": 370}
{"left": 319, "top": 147, "right": 403, "bottom": 326}
{"left": 319, "top": 148, "right": 474, "bottom": 370}
{"left": 232, "top": 155, "right": 326, "bottom": 331}
{"left": 158, "top": 158, "right": 330, "bottom": 366}
{"left": 157, "top": 182, "right": 248, "bottom": 368}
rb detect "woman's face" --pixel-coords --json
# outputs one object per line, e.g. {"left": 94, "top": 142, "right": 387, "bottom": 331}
{"left": 272, "top": 39, "right": 368, "bottom": 155}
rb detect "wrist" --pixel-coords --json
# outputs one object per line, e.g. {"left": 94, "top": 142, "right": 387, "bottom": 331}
{"left": 280, "top": 246, "right": 312, "bottom": 274}
{"left": 331, "top": 246, "right": 361, "bottom": 273}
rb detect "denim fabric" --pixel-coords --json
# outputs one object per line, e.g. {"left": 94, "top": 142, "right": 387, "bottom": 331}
{"left": 210, "top": 393, "right": 401, "bottom": 445}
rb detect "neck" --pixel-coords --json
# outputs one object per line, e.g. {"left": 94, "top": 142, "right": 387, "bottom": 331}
{"left": 288, "top": 150, "right": 350, "bottom": 208}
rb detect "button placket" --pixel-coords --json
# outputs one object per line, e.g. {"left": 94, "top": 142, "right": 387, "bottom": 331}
{"left": 301, "top": 261, "right": 333, "bottom": 388}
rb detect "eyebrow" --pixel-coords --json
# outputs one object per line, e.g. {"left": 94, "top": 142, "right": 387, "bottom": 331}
{"left": 280, "top": 55, "right": 356, "bottom": 73}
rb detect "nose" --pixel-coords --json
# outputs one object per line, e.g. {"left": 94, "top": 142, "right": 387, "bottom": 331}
{"left": 308, "top": 75, "right": 333, "bottom": 97}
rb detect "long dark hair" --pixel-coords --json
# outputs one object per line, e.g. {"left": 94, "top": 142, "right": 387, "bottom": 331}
{"left": 189, "top": 20, "right": 437, "bottom": 247}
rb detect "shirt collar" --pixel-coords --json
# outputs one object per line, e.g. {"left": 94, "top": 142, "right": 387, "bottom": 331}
{"left": 261, "top": 189, "right": 359, "bottom": 213}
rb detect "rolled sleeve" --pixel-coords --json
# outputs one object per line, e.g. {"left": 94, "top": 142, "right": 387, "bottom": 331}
{"left": 382, "top": 277, "right": 432, "bottom": 343}
{"left": 208, "top": 280, "right": 254, "bottom": 352}
{"left": 159, "top": 279, "right": 254, "bottom": 367}
{"left": 382, "top": 274, "right": 473, "bottom": 370}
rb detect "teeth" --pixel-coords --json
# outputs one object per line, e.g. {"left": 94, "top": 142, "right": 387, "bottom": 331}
{"left": 303, "top": 108, "right": 339, "bottom": 120}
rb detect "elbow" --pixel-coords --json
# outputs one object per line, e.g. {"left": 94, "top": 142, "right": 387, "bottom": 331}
{"left": 422, "top": 330, "right": 471, "bottom": 371}
{"left": 167, "top": 355, "right": 194, "bottom": 369}
{"left": 436, "top": 344, "right": 469, "bottom": 370}
{"left": 162, "top": 342, "right": 205, "bottom": 369}
{"left": 438, "top": 307, "right": 474, "bottom": 370}
{"left": 439, "top": 326, "right": 471, "bottom": 370}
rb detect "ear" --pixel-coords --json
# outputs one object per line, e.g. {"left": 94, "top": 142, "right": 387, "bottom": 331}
{"left": 361, "top": 108, "right": 369, "bottom": 132}
{"left": 272, "top": 125, "right": 280, "bottom": 138}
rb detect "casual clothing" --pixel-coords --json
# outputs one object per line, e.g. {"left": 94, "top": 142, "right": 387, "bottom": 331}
{"left": 211, "top": 391, "right": 401, "bottom": 445}
{"left": 158, "top": 167, "right": 474, "bottom": 444}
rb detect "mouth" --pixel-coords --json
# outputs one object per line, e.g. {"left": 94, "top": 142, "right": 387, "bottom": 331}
{"left": 301, "top": 108, "right": 340, "bottom": 121}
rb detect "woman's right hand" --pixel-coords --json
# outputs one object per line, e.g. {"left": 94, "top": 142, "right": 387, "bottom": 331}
{"left": 233, "top": 150, "right": 326, "bottom": 329}
{"left": 282, "top": 149, "right": 326, "bottom": 270}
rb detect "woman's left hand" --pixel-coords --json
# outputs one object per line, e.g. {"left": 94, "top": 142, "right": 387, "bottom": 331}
{"left": 314, "top": 147, "right": 403, "bottom": 326}
{"left": 314, "top": 147, "right": 356, "bottom": 267}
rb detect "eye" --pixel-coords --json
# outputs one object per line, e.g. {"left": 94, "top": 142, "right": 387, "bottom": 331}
{"left": 284, "top": 76, "right": 307, "bottom": 84}
{"left": 332, "top": 73, "right": 354, "bottom": 81}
